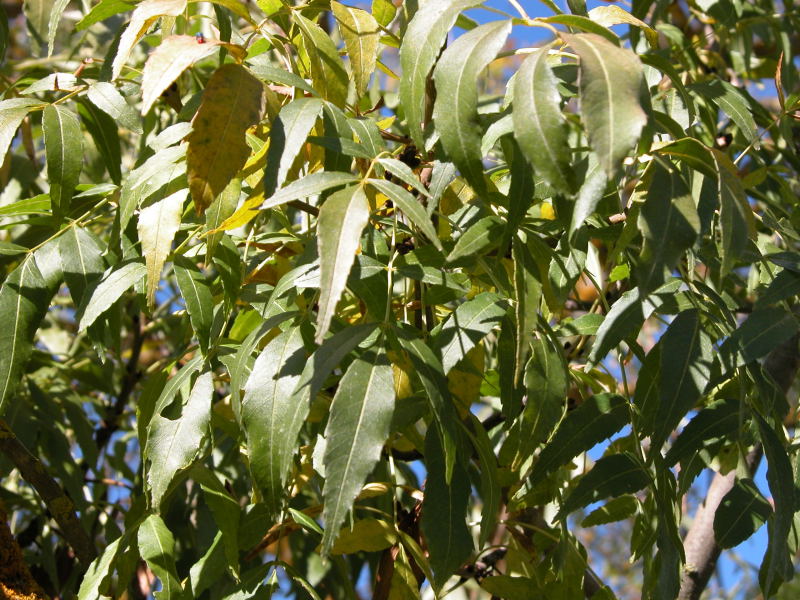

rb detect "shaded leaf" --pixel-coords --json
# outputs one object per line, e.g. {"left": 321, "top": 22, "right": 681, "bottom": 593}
{"left": 315, "top": 185, "right": 370, "bottom": 343}
{"left": 715, "top": 478, "right": 771, "bottom": 549}
{"left": 321, "top": 348, "right": 395, "bottom": 555}
{"left": 582, "top": 495, "right": 639, "bottom": 527}
{"left": 713, "top": 149, "right": 755, "bottom": 276}
{"left": 664, "top": 399, "right": 739, "bottom": 466}
{"left": 58, "top": 226, "right": 106, "bottom": 307}
{"left": 718, "top": 307, "right": 799, "bottom": 373}
{"left": 330, "top": 518, "right": 396, "bottom": 555}
{"left": 0, "top": 98, "right": 41, "bottom": 163}
{"left": 43, "top": 104, "right": 83, "bottom": 218}
{"left": 432, "top": 20, "right": 511, "bottom": 194}
{"left": 173, "top": 257, "right": 214, "bottom": 353}
{"left": 187, "top": 63, "right": 264, "bottom": 213}
{"left": 366, "top": 178, "right": 442, "bottom": 250}
{"left": 138, "top": 513, "right": 184, "bottom": 599}
{"left": 78, "top": 261, "right": 147, "bottom": 331}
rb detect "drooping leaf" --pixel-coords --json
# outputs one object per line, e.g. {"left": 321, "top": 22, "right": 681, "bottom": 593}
{"left": 637, "top": 161, "right": 699, "bottom": 293}
{"left": 261, "top": 171, "right": 358, "bottom": 210}
{"left": 0, "top": 98, "right": 42, "bottom": 163}
{"left": 581, "top": 495, "right": 639, "bottom": 527}
{"left": 714, "top": 478, "right": 772, "bottom": 549}
{"left": 315, "top": 185, "right": 371, "bottom": 344}
{"left": 263, "top": 97, "right": 324, "bottom": 197}
{"left": 321, "top": 348, "right": 395, "bottom": 555}
{"left": 294, "top": 12, "right": 349, "bottom": 107}
{"left": 140, "top": 35, "right": 221, "bottom": 115}
{"left": 420, "top": 427, "right": 473, "bottom": 591}
{"left": 332, "top": 2, "right": 380, "bottom": 98}
{"left": 434, "top": 292, "right": 507, "bottom": 374}
{"left": 242, "top": 326, "right": 306, "bottom": 518}
{"left": 366, "top": 178, "right": 442, "bottom": 251}
{"left": 558, "top": 453, "right": 649, "bottom": 518}
{"left": 187, "top": 63, "right": 264, "bottom": 214}
{"left": 563, "top": 32, "right": 647, "bottom": 178}
{"left": 718, "top": 307, "right": 800, "bottom": 373}
{"left": 0, "top": 256, "right": 52, "bottom": 413}
{"left": 464, "top": 414, "right": 501, "bottom": 545}
{"left": 447, "top": 215, "right": 504, "bottom": 263}
{"left": 432, "top": 20, "right": 511, "bottom": 194}
{"left": 512, "top": 234, "right": 543, "bottom": 382}
{"left": 329, "top": 518, "right": 396, "bottom": 555}
{"left": 399, "top": 0, "right": 483, "bottom": 149}
{"left": 111, "top": 0, "right": 188, "bottom": 81}
{"left": 78, "top": 261, "right": 147, "bottom": 331}
{"left": 138, "top": 190, "right": 185, "bottom": 308}
{"left": 512, "top": 45, "right": 576, "bottom": 194}
{"left": 145, "top": 370, "right": 213, "bottom": 508}
{"left": 529, "top": 393, "right": 630, "bottom": 485}
{"left": 649, "top": 310, "right": 713, "bottom": 452}
{"left": 43, "top": 104, "right": 83, "bottom": 218}
{"left": 46, "top": 0, "right": 69, "bottom": 56}
{"left": 77, "top": 99, "right": 122, "bottom": 184}
{"left": 664, "top": 399, "right": 739, "bottom": 466}
{"left": 138, "top": 513, "right": 184, "bottom": 599}
{"left": 713, "top": 149, "right": 755, "bottom": 276}
{"left": 58, "top": 226, "right": 106, "bottom": 307}
{"left": 173, "top": 257, "right": 214, "bottom": 353}
{"left": 77, "top": 537, "right": 123, "bottom": 600}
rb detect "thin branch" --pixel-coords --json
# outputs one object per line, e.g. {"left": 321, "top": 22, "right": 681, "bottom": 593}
{"left": 0, "top": 420, "right": 96, "bottom": 565}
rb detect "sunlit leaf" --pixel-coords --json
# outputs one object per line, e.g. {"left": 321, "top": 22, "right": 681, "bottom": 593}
{"left": 137, "top": 190, "right": 185, "bottom": 308}
{"left": 332, "top": 2, "right": 380, "bottom": 98}
{"left": 294, "top": 12, "right": 349, "bottom": 107}
{"left": 43, "top": 104, "right": 83, "bottom": 218}
{"left": 78, "top": 261, "right": 147, "bottom": 331}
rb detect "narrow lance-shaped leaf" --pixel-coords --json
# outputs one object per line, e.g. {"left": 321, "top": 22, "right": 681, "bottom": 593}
{"left": 187, "top": 63, "right": 264, "bottom": 214}
{"left": 432, "top": 20, "right": 511, "bottom": 195}
{"left": 714, "top": 478, "right": 772, "bottom": 549}
{"left": 261, "top": 171, "right": 358, "bottom": 211}
{"left": 512, "top": 233, "right": 543, "bottom": 382}
{"left": 366, "top": 178, "right": 442, "bottom": 251}
{"left": 145, "top": 371, "right": 213, "bottom": 509}
{"left": 332, "top": 1, "right": 380, "bottom": 98}
{"left": 399, "top": 0, "right": 484, "bottom": 149}
{"left": 293, "top": 12, "right": 349, "bottom": 107}
{"left": 138, "top": 190, "right": 185, "bottom": 309}
{"left": 77, "top": 537, "right": 123, "bottom": 600}
{"left": 46, "top": 0, "right": 70, "bottom": 56}
{"left": 242, "top": 326, "right": 306, "bottom": 519}
{"left": 718, "top": 307, "right": 800, "bottom": 373}
{"left": 563, "top": 33, "right": 647, "bottom": 178}
{"left": 111, "top": 0, "right": 187, "bottom": 80}
{"left": 420, "top": 427, "right": 473, "bottom": 591}
{"left": 315, "top": 185, "right": 371, "bottom": 344}
{"left": 141, "top": 35, "right": 221, "bottom": 115}
{"left": 173, "top": 257, "right": 214, "bottom": 354}
{"left": 529, "top": 393, "right": 629, "bottom": 485}
{"left": 87, "top": 82, "right": 142, "bottom": 133}
{"left": 447, "top": 215, "right": 505, "bottom": 263}
{"left": 513, "top": 44, "right": 576, "bottom": 194}
{"left": 0, "top": 256, "right": 51, "bottom": 413}
{"left": 138, "top": 514, "right": 184, "bottom": 600}
{"left": 263, "top": 98, "right": 324, "bottom": 197}
{"left": 649, "top": 310, "right": 713, "bottom": 453}
{"left": 58, "top": 226, "right": 106, "bottom": 307}
{"left": 664, "top": 399, "right": 739, "bottom": 467}
{"left": 0, "top": 98, "right": 41, "bottom": 163}
{"left": 43, "top": 104, "right": 83, "bottom": 218}
{"left": 321, "top": 348, "right": 395, "bottom": 555}
{"left": 78, "top": 261, "right": 147, "bottom": 331}
{"left": 714, "top": 149, "right": 755, "bottom": 276}
{"left": 637, "top": 161, "right": 699, "bottom": 294}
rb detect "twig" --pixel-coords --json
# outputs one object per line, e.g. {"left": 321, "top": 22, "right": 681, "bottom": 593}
{"left": 0, "top": 420, "right": 96, "bottom": 565}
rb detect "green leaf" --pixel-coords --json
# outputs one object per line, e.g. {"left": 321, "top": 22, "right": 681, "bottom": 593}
{"left": 529, "top": 393, "right": 629, "bottom": 485}
{"left": 420, "top": 427, "right": 473, "bottom": 591}
{"left": 544, "top": 14, "right": 619, "bottom": 44}
{"left": 138, "top": 190, "right": 185, "bottom": 309}
{"left": 329, "top": 518, "right": 396, "bottom": 555}
{"left": 713, "top": 149, "right": 755, "bottom": 276}
{"left": 111, "top": 0, "right": 187, "bottom": 80}
{"left": 756, "top": 270, "right": 800, "bottom": 309}
{"left": 558, "top": 453, "right": 649, "bottom": 518}
{"left": 756, "top": 415, "right": 795, "bottom": 595}
{"left": 43, "top": 104, "right": 83, "bottom": 218}
{"left": 138, "top": 513, "right": 185, "bottom": 599}
{"left": 512, "top": 45, "right": 576, "bottom": 194}
{"left": 581, "top": 495, "right": 639, "bottom": 527}
{"left": 77, "top": 100, "right": 122, "bottom": 184}
{"left": 718, "top": 307, "right": 799, "bottom": 373}
{"left": 0, "top": 98, "right": 42, "bottom": 163}
{"left": 563, "top": 33, "right": 647, "bottom": 178}
{"left": 261, "top": 171, "right": 358, "bottom": 210}
{"left": 141, "top": 35, "right": 220, "bottom": 115}
{"left": 372, "top": 0, "right": 396, "bottom": 27}
{"left": 512, "top": 234, "right": 543, "bottom": 382}
{"left": 58, "top": 226, "right": 106, "bottom": 307}
{"left": 694, "top": 79, "right": 758, "bottom": 145}
{"left": 375, "top": 158, "right": 431, "bottom": 198}
{"left": 187, "top": 63, "right": 264, "bottom": 214}
{"left": 332, "top": 2, "right": 380, "bottom": 98}
{"left": 570, "top": 154, "right": 607, "bottom": 233}
{"left": 145, "top": 371, "right": 213, "bottom": 509}
{"left": 315, "top": 185, "right": 371, "bottom": 344}
{"left": 664, "top": 399, "right": 739, "bottom": 466}
{"left": 77, "top": 537, "right": 123, "bottom": 600}
{"left": 587, "top": 5, "right": 658, "bottom": 48}
{"left": 464, "top": 414, "right": 501, "bottom": 545}
{"left": 399, "top": 0, "right": 483, "bottom": 149}
{"left": 263, "top": 98, "right": 323, "bottom": 197}
{"left": 434, "top": 292, "right": 507, "bottom": 374}
{"left": 242, "top": 326, "right": 306, "bottom": 518}
{"left": 649, "top": 310, "right": 713, "bottom": 452}
{"left": 481, "top": 576, "right": 541, "bottom": 599}
{"left": 321, "top": 347, "right": 395, "bottom": 555}
{"left": 87, "top": 82, "right": 142, "bottom": 133}
{"left": 366, "top": 178, "right": 442, "bottom": 251}
{"left": 188, "top": 533, "right": 226, "bottom": 598}
{"left": 294, "top": 12, "right": 349, "bottom": 107}
{"left": 173, "top": 257, "right": 214, "bottom": 354}
{"left": 0, "top": 256, "right": 52, "bottom": 413}
{"left": 46, "top": 0, "right": 69, "bottom": 56}
{"left": 637, "top": 161, "right": 699, "bottom": 293}
{"left": 78, "top": 261, "right": 147, "bottom": 331}
{"left": 249, "top": 62, "right": 317, "bottom": 96}
{"left": 432, "top": 20, "right": 511, "bottom": 194}
{"left": 714, "top": 478, "right": 772, "bottom": 549}
{"left": 76, "top": 0, "right": 136, "bottom": 31}
{"left": 447, "top": 215, "right": 504, "bottom": 263}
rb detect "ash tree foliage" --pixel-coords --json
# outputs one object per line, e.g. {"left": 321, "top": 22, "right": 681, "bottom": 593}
{"left": 3, "top": 0, "right": 800, "bottom": 598}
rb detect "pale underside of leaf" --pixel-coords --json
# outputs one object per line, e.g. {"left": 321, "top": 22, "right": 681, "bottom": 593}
{"left": 332, "top": 1, "right": 380, "bottom": 98}
{"left": 138, "top": 190, "right": 185, "bottom": 308}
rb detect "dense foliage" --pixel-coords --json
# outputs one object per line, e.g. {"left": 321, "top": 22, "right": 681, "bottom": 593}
{"left": 2, "top": 0, "right": 800, "bottom": 598}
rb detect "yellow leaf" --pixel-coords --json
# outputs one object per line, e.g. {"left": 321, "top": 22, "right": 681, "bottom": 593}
{"left": 187, "top": 63, "right": 265, "bottom": 214}
{"left": 209, "top": 191, "right": 263, "bottom": 233}
{"left": 447, "top": 343, "right": 484, "bottom": 416}
{"left": 294, "top": 12, "right": 349, "bottom": 107}
{"left": 331, "top": 1, "right": 380, "bottom": 98}
{"left": 137, "top": 190, "right": 185, "bottom": 308}
{"left": 329, "top": 518, "right": 396, "bottom": 555}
